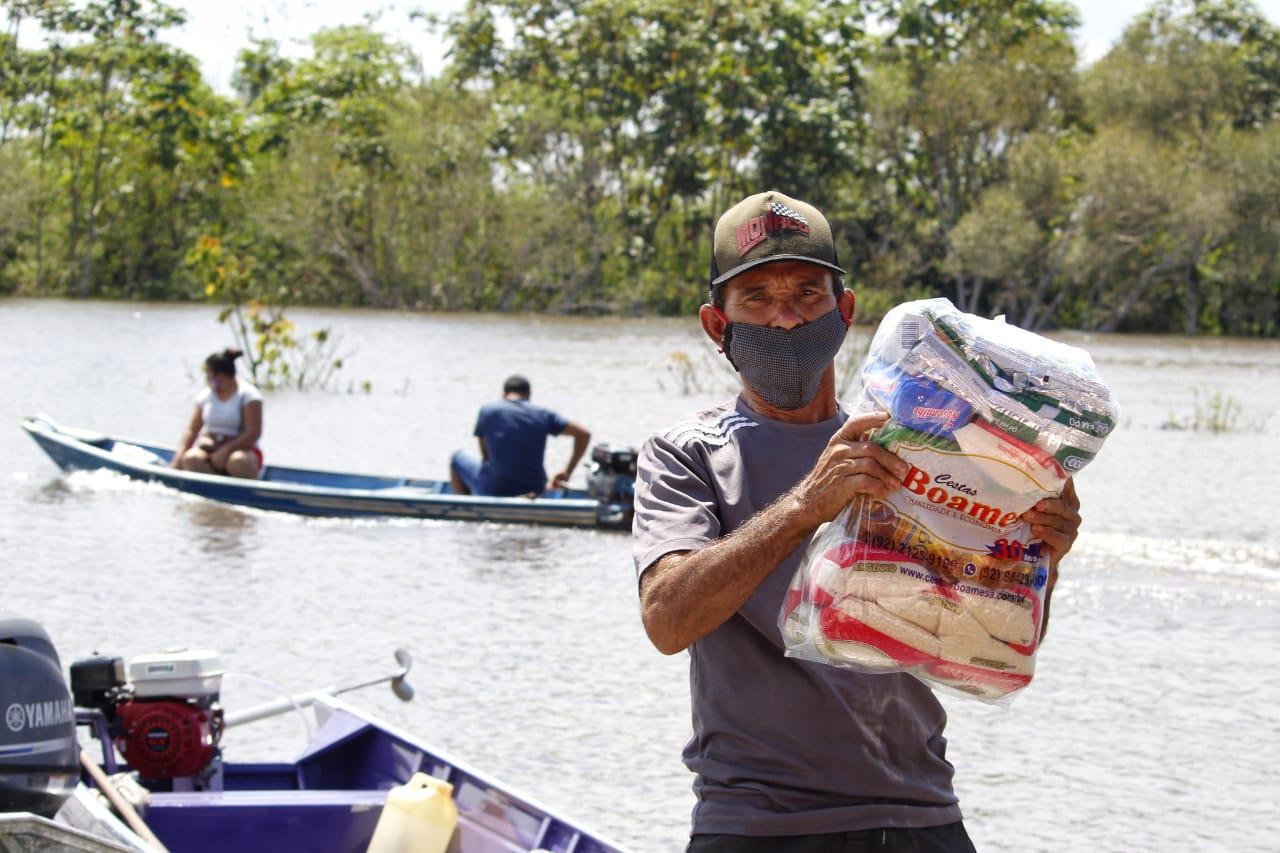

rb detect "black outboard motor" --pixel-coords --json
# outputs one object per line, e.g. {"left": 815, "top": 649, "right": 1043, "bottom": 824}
{"left": 586, "top": 443, "right": 637, "bottom": 529}
{"left": 0, "top": 614, "right": 78, "bottom": 818}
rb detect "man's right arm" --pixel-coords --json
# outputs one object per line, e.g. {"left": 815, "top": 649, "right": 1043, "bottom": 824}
{"left": 550, "top": 421, "right": 591, "bottom": 489}
{"left": 638, "top": 411, "right": 906, "bottom": 655}
{"left": 640, "top": 494, "right": 823, "bottom": 655}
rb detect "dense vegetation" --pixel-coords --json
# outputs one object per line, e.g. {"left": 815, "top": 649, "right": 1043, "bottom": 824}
{"left": 2, "top": 0, "right": 1279, "bottom": 335}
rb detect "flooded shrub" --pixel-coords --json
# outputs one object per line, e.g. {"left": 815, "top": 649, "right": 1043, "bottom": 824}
{"left": 188, "top": 235, "right": 355, "bottom": 392}
{"left": 1161, "top": 388, "right": 1243, "bottom": 433}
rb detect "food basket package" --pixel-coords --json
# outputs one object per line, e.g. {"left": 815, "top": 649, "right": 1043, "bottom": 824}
{"left": 779, "top": 298, "right": 1118, "bottom": 703}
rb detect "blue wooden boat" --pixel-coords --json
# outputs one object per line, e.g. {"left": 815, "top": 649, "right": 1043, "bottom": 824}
{"left": 21, "top": 415, "right": 634, "bottom": 530}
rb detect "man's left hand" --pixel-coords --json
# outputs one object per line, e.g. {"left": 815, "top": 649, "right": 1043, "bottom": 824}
{"left": 548, "top": 469, "right": 571, "bottom": 490}
{"left": 1023, "top": 478, "right": 1082, "bottom": 567}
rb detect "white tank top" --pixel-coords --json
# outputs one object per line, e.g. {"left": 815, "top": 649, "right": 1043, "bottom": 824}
{"left": 197, "top": 382, "right": 262, "bottom": 439}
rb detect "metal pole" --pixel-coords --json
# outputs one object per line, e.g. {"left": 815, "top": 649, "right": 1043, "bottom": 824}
{"left": 224, "top": 649, "right": 413, "bottom": 729}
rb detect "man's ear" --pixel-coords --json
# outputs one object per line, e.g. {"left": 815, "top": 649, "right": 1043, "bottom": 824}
{"left": 838, "top": 288, "right": 856, "bottom": 328}
{"left": 700, "top": 304, "right": 729, "bottom": 351}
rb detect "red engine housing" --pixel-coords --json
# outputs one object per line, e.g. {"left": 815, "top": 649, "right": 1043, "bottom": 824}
{"left": 115, "top": 699, "right": 219, "bottom": 780}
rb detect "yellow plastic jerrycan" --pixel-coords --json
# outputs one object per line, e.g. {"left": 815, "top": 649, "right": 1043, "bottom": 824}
{"left": 366, "top": 772, "right": 458, "bottom": 853}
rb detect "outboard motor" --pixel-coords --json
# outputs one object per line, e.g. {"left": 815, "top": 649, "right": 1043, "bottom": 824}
{"left": 72, "top": 648, "right": 224, "bottom": 790}
{"left": 0, "top": 614, "right": 78, "bottom": 818}
{"left": 586, "top": 443, "right": 637, "bottom": 529}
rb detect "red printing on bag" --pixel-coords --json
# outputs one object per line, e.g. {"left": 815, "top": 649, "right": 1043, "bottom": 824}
{"left": 818, "top": 606, "right": 1034, "bottom": 693}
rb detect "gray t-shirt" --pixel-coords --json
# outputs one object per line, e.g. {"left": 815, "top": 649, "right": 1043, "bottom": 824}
{"left": 634, "top": 396, "right": 962, "bottom": 836}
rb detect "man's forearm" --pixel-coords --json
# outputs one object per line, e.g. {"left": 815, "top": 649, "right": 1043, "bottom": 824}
{"left": 565, "top": 434, "right": 589, "bottom": 474}
{"left": 640, "top": 491, "right": 821, "bottom": 654}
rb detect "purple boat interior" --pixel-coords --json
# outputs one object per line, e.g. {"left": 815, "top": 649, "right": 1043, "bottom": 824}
{"left": 84, "top": 697, "right": 622, "bottom": 853}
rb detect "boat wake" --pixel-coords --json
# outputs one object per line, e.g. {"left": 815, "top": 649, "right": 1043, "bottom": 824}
{"left": 1073, "top": 530, "right": 1280, "bottom": 589}
{"left": 63, "top": 468, "right": 170, "bottom": 494}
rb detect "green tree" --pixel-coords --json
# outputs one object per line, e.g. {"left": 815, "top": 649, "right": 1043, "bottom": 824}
{"left": 847, "top": 0, "right": 1082, "bottom": 319}
{"left": 4, "top": 0, "right": 1279, "bottom": 337}
{"left": 48, "top": 0, "right": 186, "bottom": 295}
{"left": 1077, "top": 0, "right": 1280, "bottom": 333}
{"left": 447, "top": 0, "right": 867, "bottom": 313}
{"left": 236, "top": 28, "right": 414, "bottom": 307}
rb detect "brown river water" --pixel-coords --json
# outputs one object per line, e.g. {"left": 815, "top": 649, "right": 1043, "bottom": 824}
{"left": 1, "top": 299, "right": 1278, "bottom": 852}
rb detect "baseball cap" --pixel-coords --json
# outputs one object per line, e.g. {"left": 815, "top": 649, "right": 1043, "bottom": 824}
{"left": 710, "top": 190, "right": 846, "bottom": 289}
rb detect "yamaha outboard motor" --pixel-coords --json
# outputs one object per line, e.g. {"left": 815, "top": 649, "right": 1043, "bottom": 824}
{"left": 0, "top": 614, "right": 78, "bottom": 818}
{"left": 586, "top": 443, "right": 637, "bottom": 529}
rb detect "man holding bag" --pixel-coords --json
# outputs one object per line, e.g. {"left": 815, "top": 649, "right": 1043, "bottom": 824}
{"left": 632, "top": 191, "right": 1082, "bottom": 851}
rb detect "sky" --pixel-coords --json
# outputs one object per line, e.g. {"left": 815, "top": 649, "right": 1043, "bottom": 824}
{"left": 52, "top": 0, "right": 1280, "bottom": 93}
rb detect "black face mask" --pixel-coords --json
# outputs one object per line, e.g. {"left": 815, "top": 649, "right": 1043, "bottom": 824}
{"left": 722, "top": 308, "right": 849, "bottom": 410}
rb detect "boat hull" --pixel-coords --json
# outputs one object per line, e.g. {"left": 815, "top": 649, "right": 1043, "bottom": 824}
{"left": 21, "top": 416, "right": 630, "bottom": 530}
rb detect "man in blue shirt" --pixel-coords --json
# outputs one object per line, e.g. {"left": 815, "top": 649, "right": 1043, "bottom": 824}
{"left": 450, "top": 375, "right": 592, "bottom": 497}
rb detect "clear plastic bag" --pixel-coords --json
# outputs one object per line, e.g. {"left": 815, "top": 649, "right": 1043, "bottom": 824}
{"left": 779, "top": 298, "right": 1118, "bottom": 703}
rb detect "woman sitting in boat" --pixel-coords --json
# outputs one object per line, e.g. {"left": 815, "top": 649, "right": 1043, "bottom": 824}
{"left": 171, "top": 348, "right": 263, "bottom": 478}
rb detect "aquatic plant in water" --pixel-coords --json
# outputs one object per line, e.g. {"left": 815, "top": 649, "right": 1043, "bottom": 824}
{"left": 187, "top": 235, "right": 360, "bottom": 392}
{"left": 1160, "top": 388, "right": 1242, "bottom": 433}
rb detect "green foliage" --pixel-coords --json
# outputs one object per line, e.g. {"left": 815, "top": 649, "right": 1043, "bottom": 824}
{"left": 0, "top": 0, "right": 1279, "bottom": 336}
{"left": 185, "top": 234, "right": 347, "bottom": 391}
{"left": 446, "top": 0, "right": 868, "bottom": 311}
{"left": 1088, "top": 0, "right": 1280, "bottom": 135}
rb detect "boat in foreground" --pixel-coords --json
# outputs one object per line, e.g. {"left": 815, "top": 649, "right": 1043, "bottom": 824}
{"left": 1, "top": 614, "right": 628, "bottom": 852}
{"left": 21, "top": 415, "right": 636, "bottom": 530}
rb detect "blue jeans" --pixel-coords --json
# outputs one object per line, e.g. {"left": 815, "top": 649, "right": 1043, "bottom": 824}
{"left": 450, "top": 450, "right": 492, "bottom": 495}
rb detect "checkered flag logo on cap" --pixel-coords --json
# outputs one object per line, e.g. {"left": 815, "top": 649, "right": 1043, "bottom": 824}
{"left": 735, "top": 201, "right": 812, "bottom": 255}
{"left": 769, "top": 202, "right": 808, "bottom": 227}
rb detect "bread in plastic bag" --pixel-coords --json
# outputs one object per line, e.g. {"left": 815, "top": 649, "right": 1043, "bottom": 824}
{"left": 779, "top": 298, "right": 1118, "bottom": 703}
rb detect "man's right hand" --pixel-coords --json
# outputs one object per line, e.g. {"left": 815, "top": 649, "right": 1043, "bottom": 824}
{"left": 790, "top": 411, "right": 908, "bottom": 526}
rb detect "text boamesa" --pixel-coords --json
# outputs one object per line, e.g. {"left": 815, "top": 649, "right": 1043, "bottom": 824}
{"left": 902, "top": 465, "right": 1020, "bottom": 528}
